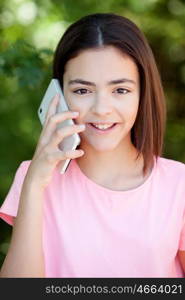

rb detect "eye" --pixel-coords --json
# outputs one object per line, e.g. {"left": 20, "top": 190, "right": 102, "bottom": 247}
{"left": 114, "top": 88, "right": 130, "bottom": 94}
{"left": 73, "top": 89, "right": 91, "bottom": 95}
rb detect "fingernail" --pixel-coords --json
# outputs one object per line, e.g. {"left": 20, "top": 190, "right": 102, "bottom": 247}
{"left": 79, "top": 124, "right": 85, "bottom": 129}
{"left": 72, "top": 111, "right": 79, "bottom": 115}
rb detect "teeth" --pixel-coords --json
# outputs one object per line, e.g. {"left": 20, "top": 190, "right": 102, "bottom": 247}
{"left": 92, "top": 123, "right": 114, "bottom": 130}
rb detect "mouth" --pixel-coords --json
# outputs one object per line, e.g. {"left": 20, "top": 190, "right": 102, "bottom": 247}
{"left": 87, "top": 123, "right": 119, "bottom": 134}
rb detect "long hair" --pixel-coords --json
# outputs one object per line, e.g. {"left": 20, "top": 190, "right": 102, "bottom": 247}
{"left": 53, "top": 13, "right": 166, "bottom": 176}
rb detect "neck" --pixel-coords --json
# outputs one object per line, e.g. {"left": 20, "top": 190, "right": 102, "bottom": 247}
{"left": 76, "top": 141, "right": 144, "bottom": 186}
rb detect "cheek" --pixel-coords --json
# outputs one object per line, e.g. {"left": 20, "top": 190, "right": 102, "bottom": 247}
{"left": 128, "top": 94, "right": 139, "bottom": 115}
{"left": 119, "top": 100, "right": 139, "bottom": 121}
{"left": 64, "top": 92, "right": 79, "bottom": 110}
{"left": 129, "top": 104, "right": 139, "bottom": 119}
{"left": 64, "top": 92, "right": 91, "bottom": 112}
{"left": 64, "top": 93, "right": 89, "bottom": 125}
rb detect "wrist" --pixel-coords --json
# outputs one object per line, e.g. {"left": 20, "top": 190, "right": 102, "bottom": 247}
{"left": 23, "top": 175, "right": 46, "bottom": 194}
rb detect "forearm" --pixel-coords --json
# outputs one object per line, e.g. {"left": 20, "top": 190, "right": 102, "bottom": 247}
{"left": 0, "top": 180, "right": 45, "bottom": 278}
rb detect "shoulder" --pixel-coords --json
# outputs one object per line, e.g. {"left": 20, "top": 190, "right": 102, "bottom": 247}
{"left": 16, "top": 160, "right": 31, "bottom": 174}
{"left": 156, "top": 156, "right": 185, "bottom": 183}
{"left": 19, "top": 160, "right": 31, "bottom": 169}
{"left": 158, "top": 156, "right": 185, "bottom": 170}
{"left": 157, "top": 156, "right": 185, "bottom": 171}
{"left": 13, "top": 160, "right": 32, "bottom": 183}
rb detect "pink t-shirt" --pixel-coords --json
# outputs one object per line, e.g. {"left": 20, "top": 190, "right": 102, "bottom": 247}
{"left": 0, "top": 156, "right": 185, "bottom": 278}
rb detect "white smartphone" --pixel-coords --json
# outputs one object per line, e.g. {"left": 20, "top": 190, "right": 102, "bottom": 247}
{"left": 38, "top": 79, "right": 81, "bottom": 174}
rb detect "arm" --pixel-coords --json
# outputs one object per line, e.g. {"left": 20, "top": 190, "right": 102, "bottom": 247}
{"left": 0, "top": 179, "right": 45, "bottom": 277}
{"left": 0, "top": 95, "right": 85, "bottom": 277}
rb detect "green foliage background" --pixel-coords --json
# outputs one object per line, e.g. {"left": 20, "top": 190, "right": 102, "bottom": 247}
{"left": 0, "top": 0, "right": 185, "bottom": 268}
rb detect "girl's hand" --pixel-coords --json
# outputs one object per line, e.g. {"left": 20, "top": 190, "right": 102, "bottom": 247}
{"left": 24, "top": 94, "right": 85, "bottom": 188}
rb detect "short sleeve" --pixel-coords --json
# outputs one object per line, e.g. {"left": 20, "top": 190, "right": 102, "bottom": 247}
{"left": 0, "top": 161, "right": 31, "bottom": 226}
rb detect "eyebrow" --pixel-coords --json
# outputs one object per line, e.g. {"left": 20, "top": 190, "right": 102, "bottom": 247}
{"left": 68, "top": 78, "right": 136, "bottom": 86}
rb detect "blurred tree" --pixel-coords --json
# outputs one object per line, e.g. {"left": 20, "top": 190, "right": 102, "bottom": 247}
{"left": 0, "top": 0, "right": 185, "bottom": 267}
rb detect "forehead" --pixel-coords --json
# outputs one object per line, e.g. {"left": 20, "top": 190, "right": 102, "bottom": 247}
{"left": 63, "top": 46, "right": 139, "bottom": 83}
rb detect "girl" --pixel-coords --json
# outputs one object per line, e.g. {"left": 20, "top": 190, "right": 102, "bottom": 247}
{"left": 0, "top": 13, "right": 185, "bottom": 278}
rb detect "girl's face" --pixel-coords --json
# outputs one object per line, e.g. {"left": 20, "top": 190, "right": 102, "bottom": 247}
{"left": 63, "top": 46, "right": 140, "bottom": 152}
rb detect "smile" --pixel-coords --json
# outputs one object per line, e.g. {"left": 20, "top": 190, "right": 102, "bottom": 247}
{"left": 87, "top": 123, "right": 119, "bottom": 134}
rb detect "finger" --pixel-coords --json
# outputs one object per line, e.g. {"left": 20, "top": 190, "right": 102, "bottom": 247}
{"left": 65, "top": 149, "right": 84, "bottom": 157}
{"left": 41, "top": 110, "right": 79, "bottom": 143}
{"left": 44, "top": 93, "right": 60, "bottom": 126}
{"left": 49, "top": 124, "right": 85, "bottom": 149}
{"left": 45, "top": 149, "right": 85, "bottom": 164}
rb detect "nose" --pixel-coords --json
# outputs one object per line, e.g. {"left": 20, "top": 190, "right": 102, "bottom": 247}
{"left": 91, "top": 93, "right": 113, "bottom": 116}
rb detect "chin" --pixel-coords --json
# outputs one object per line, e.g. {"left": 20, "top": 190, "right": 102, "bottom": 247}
{"left": 80, "top": 133, "right": 130, "bottom": 152}
{"left": 88, "top": 141, "right": 121, "bottom": 153}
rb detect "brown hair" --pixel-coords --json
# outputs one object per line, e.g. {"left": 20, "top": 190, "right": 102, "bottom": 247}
{"left": 53, "top": 13, "right": 166, "bottom": 176}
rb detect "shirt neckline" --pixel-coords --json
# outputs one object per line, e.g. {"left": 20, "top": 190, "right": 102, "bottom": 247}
{"left": 72, "top": 156, "right": 157, "bottom": 196}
